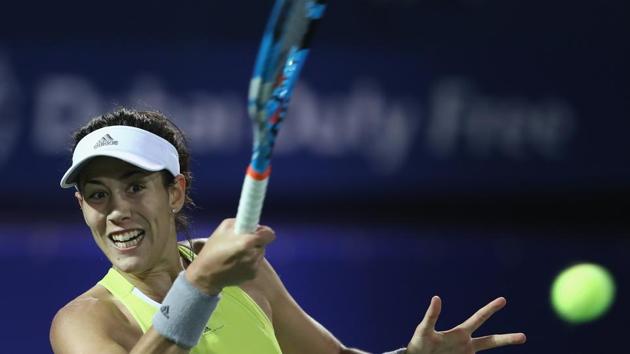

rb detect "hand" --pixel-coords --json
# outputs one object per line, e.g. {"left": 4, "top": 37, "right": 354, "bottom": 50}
{"left": 185, "top": 218, "right": 275, "bottom": 295}
{"left": 406, "top": 296, "right": 526, "bottom": 354}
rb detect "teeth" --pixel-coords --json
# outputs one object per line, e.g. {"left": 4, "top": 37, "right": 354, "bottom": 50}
{"left": 110, "top": 231, "right": 145, "bottom": 249}
{"left": 113, "top": 234, "right": 144, "bottom": 249}
{"left": 111, "top": 230, "right": 143, "bottom": 242}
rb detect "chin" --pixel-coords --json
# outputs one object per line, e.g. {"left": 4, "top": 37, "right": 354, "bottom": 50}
{"left": 111, "top": 256, "right": 148, "bottom": 274}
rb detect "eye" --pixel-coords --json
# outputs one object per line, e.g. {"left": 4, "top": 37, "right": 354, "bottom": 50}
{"left": 88, "top": 191, "right": 107, "bottom": 200}
{"left": 129, "top": 183, "right": 146, "bottom": 193}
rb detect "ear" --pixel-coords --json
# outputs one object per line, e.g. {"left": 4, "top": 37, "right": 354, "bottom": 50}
{"left": 74, "top": 191, "right": 90, "bottom": 224}
{"left": 168, "top": 174, "right": 187, "bottom": 213}
{"left": 74, "top": 191, "right": 83, "bottom": 210}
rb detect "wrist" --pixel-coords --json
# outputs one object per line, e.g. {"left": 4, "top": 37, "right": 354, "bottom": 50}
{"left": 153, "top": 271, "right": 221, "bottom": 349}
{"left": 185, "top": 265, "right": 222, "bottom": 296}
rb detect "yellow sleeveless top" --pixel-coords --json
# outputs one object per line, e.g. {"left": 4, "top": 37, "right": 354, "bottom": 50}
{"left": 97, "top": 246, "right": 282, "bottom": 354}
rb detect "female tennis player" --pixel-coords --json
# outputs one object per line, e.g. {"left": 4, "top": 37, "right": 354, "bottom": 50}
{"left": 50, "top": 109, "right": 526, "bottom": 354}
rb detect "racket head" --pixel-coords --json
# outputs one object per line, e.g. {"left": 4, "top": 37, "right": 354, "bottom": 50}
{"left": 247, "top": 0, "right": 327, "bottom": 174}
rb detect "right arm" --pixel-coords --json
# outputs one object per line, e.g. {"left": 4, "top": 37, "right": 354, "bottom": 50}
{"left": 50, "top": 297, "right": 188, "bottom": 354}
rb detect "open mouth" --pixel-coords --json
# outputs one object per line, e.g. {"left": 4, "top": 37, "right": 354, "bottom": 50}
{"left": 108, "top": 230, "right": 145, "bottom": 250}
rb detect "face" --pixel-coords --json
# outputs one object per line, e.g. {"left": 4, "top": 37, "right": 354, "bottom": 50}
{"left": 75, "top": 157, "right": 185, "bottom": 274}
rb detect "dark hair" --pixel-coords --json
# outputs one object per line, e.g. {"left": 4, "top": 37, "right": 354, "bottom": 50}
{"left": 72, "top": 108, "right": 196, "bottom": 237}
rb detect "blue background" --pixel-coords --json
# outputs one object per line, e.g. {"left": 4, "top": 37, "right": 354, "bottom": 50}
{"left": 0, "top": 0, "right": 628, "bottom": 353}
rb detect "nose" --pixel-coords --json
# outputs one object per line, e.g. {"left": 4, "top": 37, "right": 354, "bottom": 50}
{"left": 106, "top": 193, "right": 132, "bottom": 224}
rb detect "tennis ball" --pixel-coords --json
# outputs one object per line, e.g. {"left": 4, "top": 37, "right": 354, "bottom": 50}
{"left": 551, "top": 263, "right": 615, "bottom": 324}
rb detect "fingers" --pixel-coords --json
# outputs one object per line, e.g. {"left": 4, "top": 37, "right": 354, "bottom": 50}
{"left": 218, "top": 218, "right": 236, "bottom": 231}
{"left": 254, "top": 225, "right": 276, "bottom": 245}
{"left": 417, "top": 296, "right": 442, "bottom": 334}
{"left": 472, "top": 333, "right": 527, "bottom": 351}
{"left": 219, "top": 219, "right": 276, "bottom": 247}
{"left": 239, "top": 225, "right": 275, "bottom": 251}
{"left": 458, "top": 297, "right": 507, "bottom": 333}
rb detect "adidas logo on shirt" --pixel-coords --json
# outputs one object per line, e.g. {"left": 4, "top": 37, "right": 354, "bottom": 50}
{"left": 93, "top": 134, "right": 119, "bottom": 149}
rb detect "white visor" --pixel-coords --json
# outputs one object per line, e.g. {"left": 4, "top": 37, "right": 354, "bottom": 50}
{"left": 60, "top": 125, "right": 180, "bottom": 188}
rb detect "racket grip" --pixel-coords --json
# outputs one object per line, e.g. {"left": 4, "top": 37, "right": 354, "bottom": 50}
{"left": 235, "top": 174, "right": 269, "bottom": 234}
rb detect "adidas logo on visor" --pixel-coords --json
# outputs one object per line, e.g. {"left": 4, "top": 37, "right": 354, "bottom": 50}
{"left": 93, "top": 134, "right": 119, "bottom": 149}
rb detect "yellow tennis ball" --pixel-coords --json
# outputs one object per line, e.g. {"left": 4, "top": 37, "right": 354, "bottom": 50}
{"left": 551, "top": 263, "right": 615, "bottom": 324}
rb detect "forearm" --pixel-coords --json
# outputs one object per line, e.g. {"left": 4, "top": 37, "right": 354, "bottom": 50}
{"left": 341, "top": 346, "right": 406, "bottom": 354}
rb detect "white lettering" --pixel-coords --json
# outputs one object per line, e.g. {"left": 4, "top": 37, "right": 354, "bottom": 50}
{"left": 280, "top": 80, "right": 420, "bottom": 173}
{"left": 33, "top": 75, "right": 102, "bottom": 154}
{"left": 28, "top": 73, "right": 574, "bottom": 174}
{"left": 426, "top": 78, "right": 575, "bottom": 159}
{"left": 126, "top": 76, "right": 246, "bottom": 151}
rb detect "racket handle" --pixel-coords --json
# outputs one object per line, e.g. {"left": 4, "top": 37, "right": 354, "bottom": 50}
{"left": 235, "top": 174, "right": 269, "bottom": 234}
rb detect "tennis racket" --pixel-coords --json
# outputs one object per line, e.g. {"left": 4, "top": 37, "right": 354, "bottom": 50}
{"left": 235, "top": 0, "right": 327, "bottom": 234}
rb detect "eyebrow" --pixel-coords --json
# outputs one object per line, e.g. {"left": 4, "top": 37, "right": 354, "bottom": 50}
{"left": 83, "top": 170, "right": 151, "bottom": 186}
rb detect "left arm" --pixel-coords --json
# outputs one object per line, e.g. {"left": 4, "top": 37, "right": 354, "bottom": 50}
{"left": 256, "top": 260, "right": 526, "bottom": 354}
{"left": 184, "top": 233, "right": 526, "bottom": 354}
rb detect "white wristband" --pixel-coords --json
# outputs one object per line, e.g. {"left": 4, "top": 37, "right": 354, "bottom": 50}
{"left": 152, "top": 271, "right": 221, "bottom": 349}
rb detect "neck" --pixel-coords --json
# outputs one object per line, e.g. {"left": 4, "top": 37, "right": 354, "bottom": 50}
{"left": 116, "top": 245, "right": 184, "bottom": 302}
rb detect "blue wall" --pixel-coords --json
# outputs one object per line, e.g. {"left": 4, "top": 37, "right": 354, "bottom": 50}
{"left": 0, "top": 0, "right": 628, "bottom": 353}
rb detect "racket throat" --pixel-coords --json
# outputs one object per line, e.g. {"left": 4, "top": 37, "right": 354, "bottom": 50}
{"left": 247, "top": 165, "right": 272, "bottom": 181}
{"left": 235, "top": 167, "right": 271, "bottom": 234}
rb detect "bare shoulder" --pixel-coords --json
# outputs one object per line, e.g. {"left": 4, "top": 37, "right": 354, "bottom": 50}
{"left": 50, "top": 286, "right": 140, "bottom": 353}
{"left": 252, "top": 258, "right": 286, "bottom": 299}
{"left": 242, "top": 258, "right": 291, "bottom": 306}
